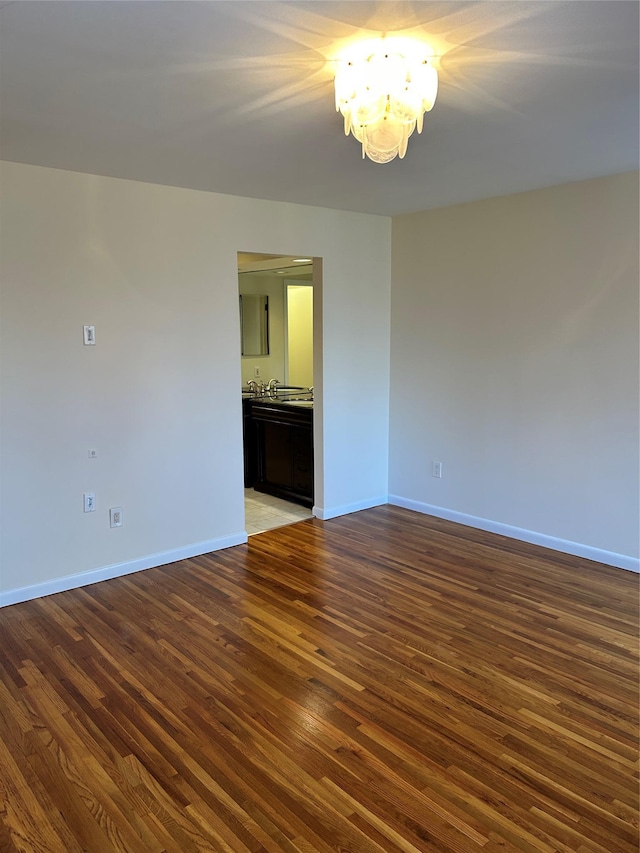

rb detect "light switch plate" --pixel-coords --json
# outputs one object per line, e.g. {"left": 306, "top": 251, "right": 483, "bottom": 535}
{"left": 83, "top": 325, "right": 96, "bottom": 345}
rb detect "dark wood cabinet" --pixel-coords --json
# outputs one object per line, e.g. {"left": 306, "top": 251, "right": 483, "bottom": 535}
{"left": 250, "top": 401, "right": 313, "bottom": 507}
{"left": 242, "top": 398, "right": 256, "bottom": 488}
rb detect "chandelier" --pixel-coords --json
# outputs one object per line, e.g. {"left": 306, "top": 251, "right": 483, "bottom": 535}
{"left": 334, "top": 39, "right": 438, "bottom": 163}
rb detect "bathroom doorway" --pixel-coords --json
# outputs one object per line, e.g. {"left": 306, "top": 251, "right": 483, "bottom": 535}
{"left": 238, "top": 253, "right": 319, "bottom": 535}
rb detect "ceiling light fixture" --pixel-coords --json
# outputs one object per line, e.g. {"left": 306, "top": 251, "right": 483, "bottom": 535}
{"left": 334, "top": 38, "right": 438, "bottom": 163}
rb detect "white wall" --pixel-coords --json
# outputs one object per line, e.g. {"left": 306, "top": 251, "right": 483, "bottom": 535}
{"left": 0, "top": 161, "right": 391, "bottom": 604}
{"left": 389, "top": 172, "right": 639, "bottom": 569}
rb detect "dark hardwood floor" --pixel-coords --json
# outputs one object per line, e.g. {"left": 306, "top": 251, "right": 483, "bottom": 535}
{"left": 0, "top": 506, "right": 638, "bottom": 852}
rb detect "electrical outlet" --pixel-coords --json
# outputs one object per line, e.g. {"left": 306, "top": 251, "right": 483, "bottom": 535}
{"left": 83, "top": 492, "right": 96, "bottom": 512}
{"left": 109, "top": 507, "right": 123, "bottom": 528}
{"left": 88, "top": 449, "right": 97, "bottom": 458}
{"left": 432, "top": 461, "right": 442, "bottom": 478}
{"left": 253, "top": 366, "right": 261, "bottom": 378}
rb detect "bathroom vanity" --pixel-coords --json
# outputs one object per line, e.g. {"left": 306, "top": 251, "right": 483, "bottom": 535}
{"left": 243, "top": 396, "right": 313, "bottom": 507}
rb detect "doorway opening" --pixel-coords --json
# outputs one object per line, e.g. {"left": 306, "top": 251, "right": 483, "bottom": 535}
{"left": 238, "top": 252, "right": 319, "bottom": 535}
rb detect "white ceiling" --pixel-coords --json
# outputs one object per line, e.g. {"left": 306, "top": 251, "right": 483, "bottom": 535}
{"left": 1, "top": 1, "right": 637, "bottom": 216}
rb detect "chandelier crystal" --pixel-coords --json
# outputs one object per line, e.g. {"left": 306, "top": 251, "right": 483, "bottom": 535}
{"left": 334, "top": 41, "right": 438, "bottom": 163}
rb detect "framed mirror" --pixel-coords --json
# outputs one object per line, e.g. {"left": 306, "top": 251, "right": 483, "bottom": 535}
{"left": 239, "top": 294, "right": 269, "bottom": 356}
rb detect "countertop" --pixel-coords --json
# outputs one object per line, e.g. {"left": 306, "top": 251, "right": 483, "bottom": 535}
{"left": 242, "top": 392, "right": 313, "bottom": 409}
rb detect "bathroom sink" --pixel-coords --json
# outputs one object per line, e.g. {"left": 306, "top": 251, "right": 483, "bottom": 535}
{"left": 242, "top": 387, "right": 312, "bottom": 406}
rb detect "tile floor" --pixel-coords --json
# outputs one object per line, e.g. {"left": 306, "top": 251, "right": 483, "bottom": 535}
{"left": 244, "top": 488, "right": 312, "bottom": 535}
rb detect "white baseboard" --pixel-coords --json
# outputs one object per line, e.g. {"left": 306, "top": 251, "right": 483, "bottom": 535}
{"left": 313, "top": 495, "right": 388, "bottom": 521}
{"left": 0, "top": 532, "right": 248, "bottom": 608}
{"left": 4, "top": 498, "right": 635, "bottom": 608}
{"left": 388, "top": 495, "right": 639, "bottom": 573}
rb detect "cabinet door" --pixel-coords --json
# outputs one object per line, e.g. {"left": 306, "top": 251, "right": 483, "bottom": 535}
{"left": 260, "top": 421, "right": 293, "bottom": 489}
{"left": 243, "top": 403, "right": 256, "bottom": 487}
{"left": 292, "top": 427, "right": 313, "bottom": 496}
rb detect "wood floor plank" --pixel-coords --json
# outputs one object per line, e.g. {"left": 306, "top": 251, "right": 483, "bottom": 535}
{"left": 0, "top": 506, "right": 637, "bottom": 851}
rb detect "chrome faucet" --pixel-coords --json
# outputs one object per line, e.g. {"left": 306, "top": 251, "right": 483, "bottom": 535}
{"left": 247, "top": 379, "right": 260, "bottom": 395}
{"left": 267, "top": 378, "right": 280, "bottom": 395}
